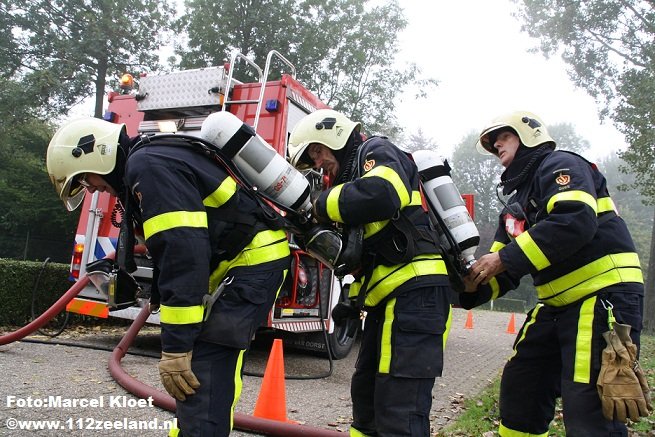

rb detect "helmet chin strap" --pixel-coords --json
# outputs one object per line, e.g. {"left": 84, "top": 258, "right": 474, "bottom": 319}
{"left": 334, "top": 130, "right": 363, "bottom": 183}
{"left": 102, "top": 130, "right": 130, "bottom": 196}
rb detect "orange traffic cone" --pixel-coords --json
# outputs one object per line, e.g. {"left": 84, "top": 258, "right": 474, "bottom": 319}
{"left": 464, "top": 310, "right": 474, "bottom": 329}
{"left": 253, "top": 339, "right": 291, "bottom": 422}
{"left": 506, "top": 313, "right": 517, "bottom": 334}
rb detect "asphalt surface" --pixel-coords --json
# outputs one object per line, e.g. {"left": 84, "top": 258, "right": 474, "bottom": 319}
{"left": 0, "top": 308, "right": 522, "bottom": 436}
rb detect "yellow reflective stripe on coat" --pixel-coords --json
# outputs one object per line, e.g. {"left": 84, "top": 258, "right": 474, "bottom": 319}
{"left": 536, "top": 252, "right": 642, "bottom": 307}
{"left": 546, "top": 190, "right": 597, "bottom": 214}
{"left": 489, "top": 277, "right": 501, "bottom": 300}
{"left": 515, "top": 231, "right": 551, "bottom": 271}
{"left": 326, "top": 185, "right": 344, "bottom": 222}
{"left": 348, "top": 281, "right": 361, "bottom": 299}
{"left": 203, "top": 177, "right": 238, "bottom": 208}
{"left": 597, "top": 196, "right": 617, "bottom": 214}
{"left": 490, "top": 241, "right": 506, "bottom": 253}
{"left": 143, "top": 211, "right": 207, "bottom": 240}
{"left": 574, "top": 296, "right": 596, "bottom": 383}
{"left": 209, "top": 229, "right": 290, "bottom": 290}
{"left": 364, "top": 191, "right": 422, "bottom": 239}
{"left": 363, "top": 165, "right": 411, "bottom": 207}
{"left": 379, "top": 298, "right": 396, "bottom": 373}
{"left": 499, "top": 422, "right": 548, "bottom": 437}
{"left": 365, "top": 255, "right": 447, "bottom": 306}
{"left": 160, "top": 304, "right": 204, "bottom": 325}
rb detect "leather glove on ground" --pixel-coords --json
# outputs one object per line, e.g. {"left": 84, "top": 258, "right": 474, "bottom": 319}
{"left": 597, "top": 329, "right": 651, "bottom": 422}
{"left": 614, "top": 323, "right": 653, "bottom": 413}
{"left": 158, "top": 351, "right": 201, "bottom": 401}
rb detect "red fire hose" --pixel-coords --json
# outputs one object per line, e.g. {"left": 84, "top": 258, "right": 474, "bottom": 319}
{"left": 1, "top": 250, "right": 343, "bottom": 436}
{"left": 109, "top": 305, "right": 342, "bottom": 436}
{"left": 0, "top": 275, "right": 91, "bottom": 346}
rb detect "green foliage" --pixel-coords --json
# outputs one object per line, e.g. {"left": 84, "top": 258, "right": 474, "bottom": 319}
{"left": 549, "top": 122, "right": 590, "bottom": 154}
{"left": 176, "top": 0, "right": 437, "bottom": 136}
{"left": 0, "top": 101, "right": 79, "bottom": 262}
{"left": 597, "top": 154, "right": 653, "bottom": 273}
{"left": 7, "top": 0, "right": 175, "bottom": 117}
{"left": 397, "top": 128, "right": 439, "bottom": 153}
{"left": 616, "top": 69, "right": 655, "bottom": 202}
{"left": 512, "top": 0, "right": 655, "bottom": 204}
{"left": 0, "top": 259, "right": 73, "bottom": 325}
{"left": 435, "top": 378, "right": 501, "bottom": 436}
{"left": 450, "top": 131, "right": 504, "bottom": 226}
{"left": 176, "top": 0, "right": 299, "bottom": 72}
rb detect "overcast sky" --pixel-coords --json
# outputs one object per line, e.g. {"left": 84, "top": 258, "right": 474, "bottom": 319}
{"left": 394, "top": 0, "right": 626, "bottom": 161}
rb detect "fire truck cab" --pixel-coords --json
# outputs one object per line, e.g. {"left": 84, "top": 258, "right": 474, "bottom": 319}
{"left": 66, "top": 50, "right": 357, "bottom": 359}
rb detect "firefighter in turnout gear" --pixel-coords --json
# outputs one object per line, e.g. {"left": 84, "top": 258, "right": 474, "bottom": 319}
{"left": 46, "top": 117, "right": 290, "bottom": 436}
{"left": 288, "top": 109, "right": 452, "bottom": 437}
{"left": 463, "top": 110, "right": 647, "bottom": 436}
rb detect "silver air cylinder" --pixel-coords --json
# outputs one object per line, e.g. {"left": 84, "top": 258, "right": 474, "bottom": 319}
{"left": 413, "top": 149, "right": 479, "bottom": 268}
{"left": 200, "top": 111, "right": 312, "bottom": 215}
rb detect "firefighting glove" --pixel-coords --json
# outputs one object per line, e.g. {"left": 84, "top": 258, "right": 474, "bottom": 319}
{"left": 596, "top": 327, "right": 651, "bottom": 422}
{"left": 158, "top": 351, "right": 201, "bottom": 401}
{"left": 614, "top": 323, "right": 653, "bottom": 413}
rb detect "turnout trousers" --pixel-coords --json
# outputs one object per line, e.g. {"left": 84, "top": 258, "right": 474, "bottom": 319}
{"left": 350, "top": 285, "right": 452, "bottom": 437}
{"left": 498, "top": 290, "right": 643, "bottom": 437}
{"left": 171, "top": 269, "right": 286, "bottom": 437}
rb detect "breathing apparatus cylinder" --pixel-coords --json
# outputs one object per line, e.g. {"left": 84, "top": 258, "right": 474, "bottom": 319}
{"left": 200, "top": 111, "right": 312, "bottom": 216}
{"left": 200, "top": 111, "right": 349, "bottom": 272}
{"left": 412, "top": 149, "right": 479, "bottom": 271}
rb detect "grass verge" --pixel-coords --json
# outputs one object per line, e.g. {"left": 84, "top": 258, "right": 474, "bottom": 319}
{"left": 436, "top": 334, "right": 655, "bottom": 436}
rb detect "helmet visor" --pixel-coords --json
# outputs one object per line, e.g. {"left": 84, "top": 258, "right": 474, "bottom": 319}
{"left": 289, "top": 141, "right": 313, "bottom": 169}
{"left": 61, "top": 175, "right": 88, "bottom": 211}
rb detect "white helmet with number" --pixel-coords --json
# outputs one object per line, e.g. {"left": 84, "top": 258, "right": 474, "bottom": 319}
{"left": 476, "top": 110, "right": 555, "bottom": 155}
{"left": 288, "top": 109, "right": 361, "bottom": 169}
{"left": 46, "top": 117, "right": 125, "bottom": 211}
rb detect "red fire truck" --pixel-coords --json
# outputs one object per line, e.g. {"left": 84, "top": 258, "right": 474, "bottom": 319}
{"left": 65, "top": 50, "right": 357, "bottom": 358}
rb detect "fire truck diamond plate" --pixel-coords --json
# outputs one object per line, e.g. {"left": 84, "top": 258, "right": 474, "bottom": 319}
{"left": 137, "top": 67, "right": 227, "bottom": 111}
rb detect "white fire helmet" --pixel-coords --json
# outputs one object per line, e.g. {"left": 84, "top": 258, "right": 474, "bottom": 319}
{"left": 288, "top": 109, "right": 361, "bottom": 169}
{"left": 476, "top": 110, "right": 555, "bottom": 155}
{"left": 46, "top": 117, "right": 125, "bottom": 211}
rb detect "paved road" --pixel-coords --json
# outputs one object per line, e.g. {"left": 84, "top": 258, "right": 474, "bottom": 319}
{"left": 0, "top": 308, "right": 522, "bottom": 436}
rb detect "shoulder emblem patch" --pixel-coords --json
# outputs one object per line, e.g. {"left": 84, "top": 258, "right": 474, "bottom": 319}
{"left": 363, "top": 159, "right": 375, "bottom": 172}
{"left": 555, "top": 172, "right": 570, "bottom": 186}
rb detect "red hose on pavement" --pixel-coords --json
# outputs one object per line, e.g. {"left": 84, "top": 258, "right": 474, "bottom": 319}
{"left": 0, "top": 248, "right": 138, "bottom": 346}
{"left": 0, "top": 275, "right": 91, "bottom": 346}
{"left": 1, "top": 248, "right": 342, "bottom": 436}
{"left": 109, "top": 300, "right": 343, "bottom": 436}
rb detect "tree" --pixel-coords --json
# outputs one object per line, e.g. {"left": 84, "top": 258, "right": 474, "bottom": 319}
{"left": 450, "top": 131, "right": 504, "bottom": 227}
{"left": 597, "top": 153, "right": 653, "bottom": 271}
{"left": 548, "top": 123, "right": 590, "bottom": 154}
{"left": 8, "top": 0, "right": 174, "bottom": 118}
{"left": 513, "top": 0, "right": 655, "bottom": 332}
{"left": 176, "top": 0, "right": 299, "bottom": 72}
{"left": 175, "top": 0, "right": 436, "bottom": 136}
{"left": 399, "top": 128, "right": 439, "bottom": 154}
{"left": 0, "top": 98, "right": 79, "bottom": 261}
